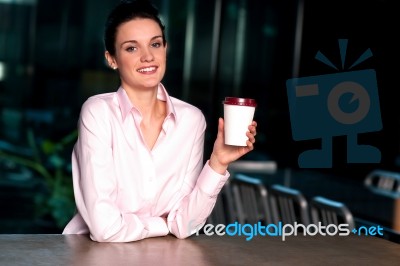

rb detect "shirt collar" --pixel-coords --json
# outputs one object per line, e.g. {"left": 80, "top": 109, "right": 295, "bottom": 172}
{"left": 117, "top": 83, "right": 176, "bottom": 122}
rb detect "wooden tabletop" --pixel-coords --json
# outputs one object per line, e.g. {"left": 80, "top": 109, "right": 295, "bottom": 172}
{"left": 0, "top": 234, "right": 399, "bottom": 265}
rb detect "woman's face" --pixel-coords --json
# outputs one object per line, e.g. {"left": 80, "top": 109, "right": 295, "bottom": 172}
{"left": 107, "top": 18, "right": 167, "bottom": 91}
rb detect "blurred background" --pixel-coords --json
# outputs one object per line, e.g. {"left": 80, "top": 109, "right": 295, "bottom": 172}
{"left": 0, "top": 0, "right": 399, "bottom": 236}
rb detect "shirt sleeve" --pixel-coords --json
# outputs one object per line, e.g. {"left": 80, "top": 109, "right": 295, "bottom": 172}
{"left": 166, "top": 114, "right": 230, "bottom": 239}
{"left": 70, "top": 98, "right": 169, "bottom": 242}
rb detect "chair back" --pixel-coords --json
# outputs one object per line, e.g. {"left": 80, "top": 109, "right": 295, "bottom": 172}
{"left": 364, "top": 170, "right": 400, "bottom": 197}
{"left": 268, "top": 184, "right": 310, "bottom": 225}
{"left": 230, "top": 174, "right": 272, "bottom": 225}
{"left": 310, "top": 196, "right": 355, "bottom": 230}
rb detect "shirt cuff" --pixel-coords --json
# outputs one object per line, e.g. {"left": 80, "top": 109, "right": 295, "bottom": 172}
{"left": 141, "top": 217, "right": 169, "bottom": 238}
{"left": 196, "top": 160, "right": 230, "bottom": 196}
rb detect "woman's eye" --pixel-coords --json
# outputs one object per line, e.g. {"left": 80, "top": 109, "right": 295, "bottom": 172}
{"left": 126, "top": 46, "right": 137, "bottom": 52}
{"left": 151, "top": 42, "right": 161, "bottom": 48}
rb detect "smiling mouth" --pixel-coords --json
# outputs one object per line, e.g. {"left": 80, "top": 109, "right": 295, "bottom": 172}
{"left": 137, "top": 66, "right": 157, "bottom": 73}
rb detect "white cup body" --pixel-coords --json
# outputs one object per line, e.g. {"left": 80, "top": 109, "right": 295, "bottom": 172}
{"left": 223, "top": 104, "right": 255, "bottom": 146}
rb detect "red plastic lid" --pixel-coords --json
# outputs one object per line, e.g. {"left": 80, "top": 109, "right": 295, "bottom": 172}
{"left": 223, "top": 97, "right": 257, "bottom": 107}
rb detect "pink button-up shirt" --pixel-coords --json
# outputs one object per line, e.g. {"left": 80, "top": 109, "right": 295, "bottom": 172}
{"left": 62, "top": 84, "right": 229, "bottom": 242}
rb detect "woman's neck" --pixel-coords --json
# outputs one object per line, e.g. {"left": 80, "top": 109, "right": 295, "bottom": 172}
{"left": 124, "top": 85, "right": 166, "bottom": 122}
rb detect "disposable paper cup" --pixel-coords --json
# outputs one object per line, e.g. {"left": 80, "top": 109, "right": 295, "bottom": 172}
{"left": 223, "top": 97, "right": 257, "bottom": 146}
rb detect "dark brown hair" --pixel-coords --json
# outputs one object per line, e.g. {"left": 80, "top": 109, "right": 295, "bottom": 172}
{"left": 104, "top": 0, "right": 166, "bottom": 55}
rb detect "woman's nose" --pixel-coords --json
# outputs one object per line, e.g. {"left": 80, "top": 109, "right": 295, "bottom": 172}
{"left": 140, "top": 48, "right": 154, "bottom": 62}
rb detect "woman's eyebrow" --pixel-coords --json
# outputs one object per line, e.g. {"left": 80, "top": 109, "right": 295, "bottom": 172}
{"left": 120, "top": 35, "right": 163, "bottom": 47}
{"left": 151, "top": 35, "right": 163, "bottom": 40}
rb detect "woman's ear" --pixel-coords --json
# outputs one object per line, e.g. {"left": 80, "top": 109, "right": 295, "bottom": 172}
{"left": 105, "top": 51, "right": 117, "bottom": 70}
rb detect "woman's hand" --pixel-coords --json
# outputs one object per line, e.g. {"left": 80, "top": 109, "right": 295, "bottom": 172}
{"left": 209, "top": 118, "right": 257, "bottom": 174}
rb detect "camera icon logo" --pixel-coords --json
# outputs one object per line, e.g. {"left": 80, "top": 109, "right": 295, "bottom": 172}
{"left": 286, "top": 39, "right": 382, "bottom": 168}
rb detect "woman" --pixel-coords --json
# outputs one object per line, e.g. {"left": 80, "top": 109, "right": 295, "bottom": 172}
{"left": 63, "top": 0, "right": 257, "bottom": 242}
